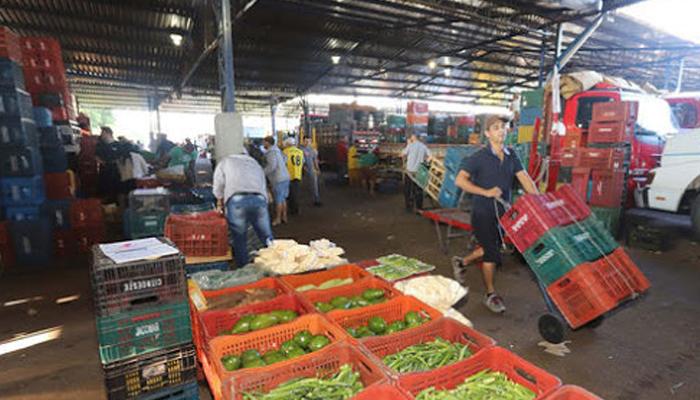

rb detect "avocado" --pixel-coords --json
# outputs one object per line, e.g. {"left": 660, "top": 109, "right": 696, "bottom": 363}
{"left": 262, "top": 350, "right": 286, "bottom": 365}
{"left": 270, "top": 309, "right": 298, "bottom": 323}
{"left": 368, "top": 316, "right": 387, "bottom": 334}
{"left": 242, "top": 357, "right": 266, "bottom": 369}
{"left": 330, "top": 296, "right": 352, "bottom": 310}
{"left": 249, "top": 313, "right": 279, "bottom": 331}
{"left": 293, "top": 330, "right": 313, "bottom": 349}
{"left": 221, "top": 355, "right": 241, "bottom": 371}
{"left": 241, "top": 349, "right": 262, "bottom": 363}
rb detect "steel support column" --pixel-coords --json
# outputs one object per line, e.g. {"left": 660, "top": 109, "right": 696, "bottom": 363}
{"left": 270, "top": 101, "right": 277, "bottom": 136}
{"left": 547, "top": 11, "right": 607, "bottom": 82}
{"left": 219, "top": 0, "right": 235, "bottom": 112}
{"left": 676, "top": 58, "right": 685, "bottom": 93}
{"left": 538, "top": 38, "right": 547, "bottom": 88}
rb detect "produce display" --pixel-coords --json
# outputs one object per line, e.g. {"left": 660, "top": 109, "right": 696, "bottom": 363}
{"left": 314, "top": 289, "right": 386, "bottom": 312}
{"left": 346, "top": 311, "right": 429, "bottom": 339}
{"left": 241, "top": 364, "right": 363, "bottom": 400}
{"left": 382, "top": 338, "right": 472, "bottom": 373}
{"left": 206, "top": 288, "right": 278, "bottom": 311}
{"left": 368, "top": 254, "right": 435, "bottom": 281}
{"left": 191, "top": 265, "right": 266, "bottom": 290}
{"left": 218, "top": 310, "right": 299, "bottom": 335}
{"left": 415, "top": 370, "right": 536, "bottom": 400}
{"left": 220, "top": 330, "right": 331, "bottom": 371}
{"left": 254, "top": 239, "right": 347, "bottom": 275}
{"left": 297, "top": 278, "right": 353, "bottom": 292}
{"left": 394, "top": 275, "right": 468, "bottom": 313}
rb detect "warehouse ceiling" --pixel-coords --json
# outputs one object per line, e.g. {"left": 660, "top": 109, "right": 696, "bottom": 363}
{"left": 1, "top": 0, "right": 698, "bottom": 113}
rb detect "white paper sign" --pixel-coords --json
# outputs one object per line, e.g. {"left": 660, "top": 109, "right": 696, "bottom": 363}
{"left": 99, "top": 238, "right": 179, "bottom": 264}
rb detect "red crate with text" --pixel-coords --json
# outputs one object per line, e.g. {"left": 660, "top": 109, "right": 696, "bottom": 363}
{"left": 164, "top": 211, "right": 229, "bottom": 257}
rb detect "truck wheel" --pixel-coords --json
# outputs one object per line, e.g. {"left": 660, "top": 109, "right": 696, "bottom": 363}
{"left": 692, "top": 195, "right": 700, "bottom": 240}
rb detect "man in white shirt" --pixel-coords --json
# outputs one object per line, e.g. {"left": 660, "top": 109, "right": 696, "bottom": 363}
{"left": 402, "top": 134, "right": 431, "bottom": 211}
{"left": 213, "top": 152, "right": 273, "bottom": 267}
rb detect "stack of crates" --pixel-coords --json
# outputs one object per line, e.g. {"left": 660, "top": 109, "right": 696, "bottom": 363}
{"left": 164, "top": 210, "right": 229, "bottom": 258}
{"left": 406, "top": 101, "right": 428, "bottom": 136}
{"left": 516, "top": 89, "right": 543, "bottom": 145}
{"left": 78, "top": 134, "right": 99, "bottom": 197}
{"left": 125, "top": 188, "right": 170, "bottom": 239}
{"left": 438, "top": 146, "right": 480, "bottom": 208}
{"left": 70, "top": 198, "right": 106, "bottom": 255}
{"left": 91, "top": 238, "right": 198, "bottom": 400}
{"left": 501, "top": 184, "right": 650, "bottom": 328}
{"left": 569, "top": 101, "right": 637, "bottom": 236}
{"left": 455, "top": 115, "right": 476, "bottom": 142}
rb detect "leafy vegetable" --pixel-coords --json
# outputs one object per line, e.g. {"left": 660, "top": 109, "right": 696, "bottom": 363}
{"left": 368, "top": 254, "right": 435, "bottom": 281}
{"left": 415, "top": 370, "right": 536, "bottom": 400}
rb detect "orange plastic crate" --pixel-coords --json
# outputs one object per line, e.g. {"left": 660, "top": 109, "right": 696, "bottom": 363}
{"left": 199, "top": 348, "right": 223, "bottom": 400}
{"left": 398, "top": 346, "right": 561, "bottom": 399}
{"left": 207, "top": 313, "right": 349, "bottom": 384}
{"left": 352, "top": 383, "right": 411, "bottom": 400}
{"left": 223, "top": 342, "right": 388, "bottom": 400}
{"left": 362, "top": 316, "right": 496, "bottom": 377}
{"left": 279, "top": 263, "right": 372, "bottom": 293}
{"left": 164, "top": 211, "right": 229, "bottom": 257}
{"left": 328, "top": 295, "right": 442, "bottom": 334}
{"left": 199, "top": 294, "right": 315, "bottom": 350}
{"left": 543, "top": 385, "right": 603, "bottom": 399}
{"left": 202, "top": 277, "right": 292, "bottom": 312}
{"left": 301, "top": 276, "right": 401, "bottom": 313}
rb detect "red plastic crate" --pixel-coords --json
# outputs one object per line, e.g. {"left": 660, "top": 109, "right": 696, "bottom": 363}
{"left": 70, "top": 198, "right": 103, "bottom": 227}
{"left": 199, "top": 294, "right": 315, "bottom": 351}
{"left": 562, "top": 132, "right": 582, "bottom": 149}
{"left": 398, "top": 346, "right": 561, "bottom": 399}
{"left": 0, "top": 27, "right": 22, "bottom": 64}
{"left": 362, "top": 317, "right": 495, "bottom": 377}
{"left": 135, "top": 178, "right": 161, "bottom": 189}
{"left": 574, "top": 147, "right": 626, "bottom": 170}
{"left": 53, "top": 229, "right": 77, "bottom": 257}
{"left": 0, "top": 221, "right": 15, "bottom": 269}
{"left": 223, "top": 342, "right": 388, "bottom": 400}
{"left": 19, "top": 36, "right": 63, "bottom": 59}
{"left": 589, "top": 169, "right": 625, "bottom": 207}
{"left": 571, "top": 167, "right": 590, "bottom": 201}
{"left": 543, "top": 385, "right": 603, "bottom": 399}
{"left": 328, "top": 295, "right": 443, "bottom": 335}
{"left": 280, "top": 263, "right": 372, "bottom": 293}
{"left": 591, "top": 101, "right": 638, "bottom": 124}
{"left": 301, "top": 276, "right": 402, "bottom": 314}
{"left": 588, "top": 120, "right": 633, "bottom": 144}
{"left": 201, "top": 277, "right": 292, "bottom": 313}
{"left": 164, "top": 211, "right": 229, "bottom": 257}
{"left": 500, "top": 185, "right": 591, "bottom": 252}
{"left": 355, "top": 259, "right": 380, "bottom": 268}
{"left": 44, "top": 172, "right": 73, "bottom": 199}
{"left": 559, "top": 147, "right": 578, "bottom": 167}
{"left": 353, "top": 383, "right": 411, "bottom": 400}
{"left": 73, "top": 225, "right": 106, "bottom": 254}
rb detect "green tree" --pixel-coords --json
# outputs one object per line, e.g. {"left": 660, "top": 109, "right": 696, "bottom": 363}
{"left": 82, "top": 108, "right": 115, "bottom": 130}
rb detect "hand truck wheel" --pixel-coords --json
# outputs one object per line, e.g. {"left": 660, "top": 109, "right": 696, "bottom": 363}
{"left": 538, "top": 313, "right": 568, "bottom": 344}
{"left": 584, "top": 315, "right": 605, "bottom": 329}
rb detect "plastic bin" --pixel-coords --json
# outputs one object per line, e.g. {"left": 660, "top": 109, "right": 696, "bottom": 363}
{"left": 223, "top": 342, "right": 388, "bottom": 400}
{"left": 571, "top": 167, "right": 590, "bottom": 201}
{"left": 0, "top": 221, "right": 15, "bottom": 268}
{"left": 96, "top": 301, "right": 192, "bottom": 364}
{"left": 135, "top": 380, "right": 199, "bottom": 400}
{"left": 123, "top": 208, "right": 167, "bottom": 239}
{"left": 52, "top": 228, "right": 76, "bottom": 258}
{"left": 43, "top": 199, "right": 71, "bottom": 228}
{"left": 0, "top": 87, "right": 33, "bottom": 119}
{"left": 588, "top": 120, "right": 633, "bottom": 144}
{"left": 520, "top": 107, "right": 542, "bottom": 125}
{"left": 589, "top": 169, "right": 625, "bottom": 207}
{"left": 33, "top": 106, "right": 52, "bottom": 127}
{"left": 103, "top": 343, "right": 197, "bottom": 400}
{"left": 0, "top": 146, "right": 43, "bottom": 176}
{"left": 0, "top": 58, "right": 24, "bottom": 89}
{"left": 43, "top": 171, "right": 72, "bottom": 199}
{"left": 40, "top": 144, "right": 68, "bottom": 172}
{"left": 590, "top": 206, "right": 621, "bottom": 236}
{"left": 129, "top": 188, "right": 170, "bottom": 213}
{"left": 279, "top": 263, "right": 372, "bottom": 293}
{"left": 164, "top": 211, "right": 229, "bottom": 257}
{"left": 70, "top": 198, "right": 103, "bottom": 227}
{"left": 10, "top": 218, "right": 52, "bottom": 266}
{"left": 0, "top": 175, "right": 45, "bottom": 205}
{"left": 352, "top": 383, "right": 412, "bottom": 400}
{"left": 201, "top": 277, "right": 292, "bottom": 312}
{"left": 90, "top": 237, "right": 186, "bottom": 317}
{"left": 169, "top": 202, "right": 215, "bottom": 214}
{"left": 591, "top": 101, "right": 637, "bottom": 124}
{"left": 398, "top": 346, "right": 561, "bottom": 399}
{"left": 5, "top": 205, "right": 42, "bottom": 221}
{"left": 73, "top": 224, "right": 106, "bottom": 254}
{"left": 184, "top": 260, "right": 230, "bottom": 277}
{"left": 543, "top": 385, "right": 603, "bottom": 399}
{"left": 574, "top": 147, "right": 626, "bottom": 170}
{"left": 300, "top": 277, "right": 402, "bottom": 314}
{"left": 0, "top": 116, "right": 37, "bottom": 148}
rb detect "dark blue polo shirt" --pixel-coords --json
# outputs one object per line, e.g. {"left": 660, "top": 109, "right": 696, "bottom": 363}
{"left": 459, "top": 145, "right": 523, "bottom": 214}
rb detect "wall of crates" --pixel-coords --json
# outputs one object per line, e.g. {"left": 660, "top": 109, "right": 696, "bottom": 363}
{"left": 1, "top": 26, "right": 106, "bottom": 270}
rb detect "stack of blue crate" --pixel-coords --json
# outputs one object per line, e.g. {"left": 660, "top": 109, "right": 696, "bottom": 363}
{"left": 439, "top": 146, "right": 480, "bottom": 208}
{"left": 0, "top": 57, "right": 51, "bottom": 266}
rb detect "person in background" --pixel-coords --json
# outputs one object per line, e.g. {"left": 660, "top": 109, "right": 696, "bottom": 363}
{"left": 347, "top": 139, "right": 361, "bottom": 186}
{"left": 247, "top": 138, "right": 266, "bottom": 167}
{"left": 167, "top": 139, "right": 198, "bottom": 182}
{"left": 453, "top": 115, "right": 538, "bottom": 313}
{"left": 301, "top": 137, "right": 322, "bottom": 206}
{"left": 95, "top": 126, "right": 121, "bottom": 204}
{"left": 213, "top": 151, "right": 273, "bottom": 267}
{"left": 336, "top": 137, "right": 348, "bottom": 183}
{"left": 115, "top": 141, "right": 151, "bottom": 208}
{"left": 283, "top": 138, "right": 304, "bottom": 215}
{"left": 402, "top": 134, "right": 431, "bottom": 211}
{"left": 358, "top": 146, "right": 379, "bottom": 195}
{"left": 154, "top": 133, "right": 176, "bottom": 163}
{"left": 263, "top": 136, "right": 290, "bottom": 225}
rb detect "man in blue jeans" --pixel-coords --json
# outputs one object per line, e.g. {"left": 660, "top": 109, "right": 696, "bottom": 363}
{"left": 213, "top": 152, "right": 273, "bottom": 267}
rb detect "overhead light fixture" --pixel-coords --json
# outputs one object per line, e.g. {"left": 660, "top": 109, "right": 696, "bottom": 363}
{"left": 444, "top": 68, "right": 451, "bottom": 77}
{"left": 331, "top": 55, "right": 341, "bottom": 64}
{"left": 428, "top": 60, "right": 437, "bottom": 69}
{"left": 169, "top": 33, "right": 183, "bottom": 46}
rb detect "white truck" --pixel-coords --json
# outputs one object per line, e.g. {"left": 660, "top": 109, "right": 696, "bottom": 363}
{"left": 635, "top": 131, "right": 700, "bottom": 238}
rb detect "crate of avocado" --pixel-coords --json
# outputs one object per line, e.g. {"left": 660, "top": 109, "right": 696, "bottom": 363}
{"left": 367, "top": 254, "right": 436, "bottom": 282}
{"left": 300, "top": 277, "right": 401, "bottom": 315}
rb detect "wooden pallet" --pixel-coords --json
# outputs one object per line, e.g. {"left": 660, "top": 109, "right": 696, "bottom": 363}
{"left": 425, "top": 160, "right": 445, "bottom": 201}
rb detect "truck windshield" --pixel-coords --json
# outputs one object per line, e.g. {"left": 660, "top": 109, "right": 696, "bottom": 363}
{"left": 621, "top": 93, "right": 680, "bottom": 137}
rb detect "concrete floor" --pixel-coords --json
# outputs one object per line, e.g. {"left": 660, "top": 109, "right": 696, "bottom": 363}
{"left": 1, "top": 180, "right": 699, "bottom": 399}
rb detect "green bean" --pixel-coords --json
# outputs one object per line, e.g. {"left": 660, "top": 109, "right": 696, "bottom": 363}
{"left": 241, "top": 364, "right": 363, "bottom": 400}
{"left": 415, "top": 370, "right": 536, "bottom": 400}
{"left": 382, "top": 338, "right": 473, "bottom": 373}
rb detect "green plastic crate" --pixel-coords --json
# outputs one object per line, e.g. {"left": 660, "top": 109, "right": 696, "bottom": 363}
{"left": 124, "top": 209, "right": 167, "bottom": 239}
{"left": 521, "top": 88, "right": 544, "bottom": 109}
{"left": 170, "top": 202, "right": 215, "bottom": 214}
{"left": 590, "top": 206, "right": 622, "bottom": 237}
{"left": 415, "top": 163, "right": 429, "bottom": 188}
{"left": 97, "top": 301, "right": 192, "bottom": 364}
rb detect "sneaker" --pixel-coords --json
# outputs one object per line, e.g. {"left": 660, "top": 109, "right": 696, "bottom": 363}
{"left": 451, "top": 256, "right": 467, "bottom": 284}
{"left": 483, "top": 293, "right": 506, "bottom": 313}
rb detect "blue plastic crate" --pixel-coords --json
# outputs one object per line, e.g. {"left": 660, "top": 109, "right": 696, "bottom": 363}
{"left": 5, "top": 205, "right": 42, "bottom": 221}
{"left": 0, "top": 87, "right": 33, "bottom": 119}
{"left": 0, "top": 146, "right": 43, "bottom": 177}
{"left": 0, "top": 117, "right": 38, "bottom": 148}
{"left": 520, "top": 107, "right": 542, "bottom": 126}
{"left": 137, "top": 381, "right": 199, "bottom": 400}
{"left": 438, "top": 170, "right": 462, "bottom": 208}
{"left": 38, "top": 126, "right": 62, "bottom": 147}
{"left": 1, "top": 176, "right": 45, "bottom": 205}
{"left": 40, "top": 145, "right": 68, "bottom": 172}
{"left": 33, "top": 107, "right": 52, "bottom": 128}
{"left": 0, "top": 58, "right": 24, "bottom": 90}
{"left": 184, "top": 261, "right": 230, "bottom": 277}
{"left": 10, "top": 218, "right": 52, "bottom": 266}
{"left": 43, "top": 199, "right": 71, "bottom": 229}
{"left": 444, "top": 146, "right": 481, "bottom": 173}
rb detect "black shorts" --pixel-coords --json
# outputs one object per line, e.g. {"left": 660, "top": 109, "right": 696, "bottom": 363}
{"left": 472, "top": 206, "right": 505, "bottom": 265}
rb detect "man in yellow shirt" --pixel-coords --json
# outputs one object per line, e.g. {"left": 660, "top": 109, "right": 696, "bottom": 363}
{"left": 283, "top": 138, "right": 304, "bottom": 215}
{"left": 347, "top": 139, "right": 361, "bottom": 186}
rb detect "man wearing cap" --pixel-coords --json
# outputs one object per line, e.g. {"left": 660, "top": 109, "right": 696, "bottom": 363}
{"left": 453, "top": 115, "right": 538, "bottom": 313}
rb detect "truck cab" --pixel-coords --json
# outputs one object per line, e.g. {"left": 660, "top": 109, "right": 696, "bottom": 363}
{"left": 664, "top": 92, "right": 700, "bottom": 132}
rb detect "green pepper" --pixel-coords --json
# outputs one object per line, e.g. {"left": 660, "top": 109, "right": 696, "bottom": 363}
{"left": 315, "top": 302, "right": 334, "bottom": 313}
{"left": 307, "top": 335, "right": 330, "bottom": 351}
{"left": 221, "top": 355, "right": 241, "bottom": 371}
{"left": 230, "top": 314, "right": 256, "bottom": 334}
{"left": 330, "top": 296, "right": 352, "bottom": 310}
{"left": 249, "top": 313, "right": 279, "bottom": 331}
{"left": 368, "top": 316, "right": 387, "bottom": 334}
{"left": 269, "top": 309, "right": 298, "bottom": 323}
{"left": 293, "top": 330, "right": 313, "bottom": 349}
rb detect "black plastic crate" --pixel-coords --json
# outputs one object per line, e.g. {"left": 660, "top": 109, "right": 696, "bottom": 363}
{"left": 0, "top": 87, "right": 32, "bottom": 119}
{"left": 11, "top": 218, "right": 52, "bottom": 266}
{"left": 129, "top": 188, "right": 170, "bottom": 213}
{"left": 103, "top": 343, "right": 197, "bottom": 400}
{"left": 40, "top": 144, "right": 68, "bottom": 172}
{"left": 43, "top": 199, "right": 71, "bottom": 229}
{"left": 0, "top": 146, "right": 43, "bottom": 177}
{"left": 0, "top": 116, "right": 37, "bottom": 148}
{"left": 38, "top": 125, "right": 62, "bottom": 147}
{"left": 0, "top": 58, "right": 24, "bottom": 90}
{"left": 90, "top": 237, "right": 187, "bottom": 317}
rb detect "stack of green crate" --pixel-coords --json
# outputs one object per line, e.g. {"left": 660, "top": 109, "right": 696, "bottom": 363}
{"left": 591, "top": 206, "right": 622, "bottom": 237}
{"left": 415, "top": 163, "right": 429, "bottom": 189}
